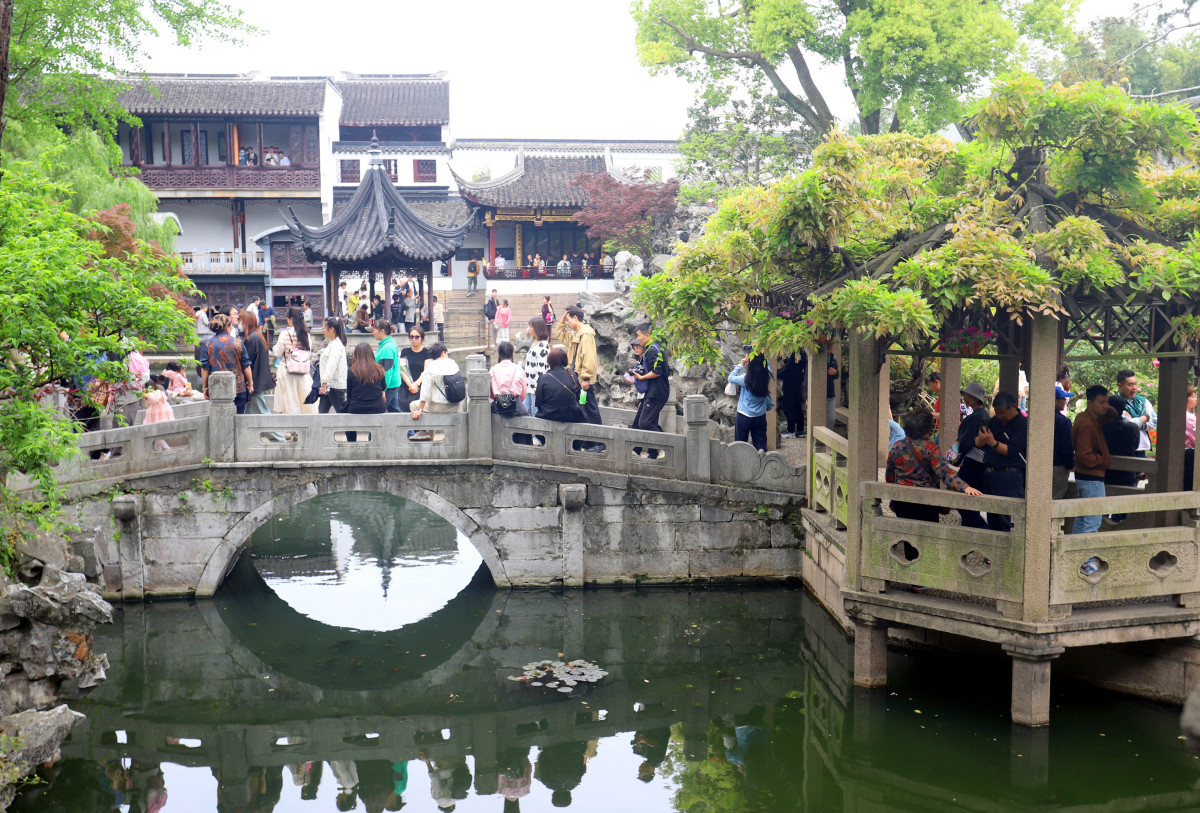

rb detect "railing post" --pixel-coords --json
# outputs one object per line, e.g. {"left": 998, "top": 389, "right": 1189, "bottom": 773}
{"left": 844, "top": 333, "right": 881, "bottom": 594}
{"left": 207, "top": 371, "right": 236, "bottom": 463}
{"left": 466, "top": 354, "right": 491, "bottom": 460}
{"left": 1021, "top": 314, "right": 1057, "bottom": 622}
{"left": 684, "top": 395, "right": 711, "bottom": 483}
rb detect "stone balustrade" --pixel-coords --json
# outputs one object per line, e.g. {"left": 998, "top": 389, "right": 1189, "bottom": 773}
{"left": 21, "top": 359, "right": 803, "bottom": 498}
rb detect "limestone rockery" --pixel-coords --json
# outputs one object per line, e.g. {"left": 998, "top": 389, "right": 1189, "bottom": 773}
{"left": 0, "top": 555, "right": 113, "bottom": 807}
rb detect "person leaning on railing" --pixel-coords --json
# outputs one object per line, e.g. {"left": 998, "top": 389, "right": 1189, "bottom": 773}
{"left": 886, "top": 408, "right": 982, "bottom": 523}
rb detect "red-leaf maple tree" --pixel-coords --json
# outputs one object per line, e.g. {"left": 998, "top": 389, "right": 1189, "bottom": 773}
{"left": 572, "top": 168, "right": 680, "bottom": 260}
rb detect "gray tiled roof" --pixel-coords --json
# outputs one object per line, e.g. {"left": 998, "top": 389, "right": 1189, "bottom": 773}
{"left": 455, "top": 138, "right": 678, "bottom": 154}
{"left": 452, "top": 154, "right": 607, "bottom": 208}
{"left": 336, "top": 80, "right": 450, "bottom": 126}
{"left": 119, "top": 78, "right": 326, "bottom": 116}
{"left": 288, "top": 162, "right": 467, "bottom": 264}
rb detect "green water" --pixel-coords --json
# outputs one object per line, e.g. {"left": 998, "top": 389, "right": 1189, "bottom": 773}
{"left": 13, "top": 494, "right": 1200, "bottom": 812}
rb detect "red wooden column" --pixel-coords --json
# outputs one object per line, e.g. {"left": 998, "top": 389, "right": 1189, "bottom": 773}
{"left": 488, "top": 225, "right": 496, "bottom": 266}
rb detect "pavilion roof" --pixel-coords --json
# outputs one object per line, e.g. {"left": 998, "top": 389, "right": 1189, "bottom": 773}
{"left": 450, "top": 151, "right": 610, "bottom": 208}
{"left": 335, "top": 78, "right": 449, "bottom": 127}
{"left": 285, "top": 156, "right": 469, "bottom": 265}
{"left": 118, "top": 76, "right": 326, "bottom": 117}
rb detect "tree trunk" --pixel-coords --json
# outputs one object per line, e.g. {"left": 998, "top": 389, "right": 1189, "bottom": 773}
{"left": 0, "top": 0, "right": 13, "bottom": 159}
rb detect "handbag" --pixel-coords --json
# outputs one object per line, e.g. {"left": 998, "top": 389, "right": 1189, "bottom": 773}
{"left": 285, "top": 348, "right": 311, "bottom": 374}
{"left": 724, "top": 381, "right": 739, "bottom": 397}
{"left": 493, "top": 364, "right": 522, "bottom": 415}
{"left": 304, "top": 360, "right": 321, "bottom": 405}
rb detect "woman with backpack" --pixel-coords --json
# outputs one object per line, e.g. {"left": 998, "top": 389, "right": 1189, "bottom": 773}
{"left": 728, "top": 353, "right": 774, "bottom": 451}
{"left": 272, "top": 307, "right": 316, "bottom": 415}
{"left": 411, "top": 342, "right": 463, "bottom": 416}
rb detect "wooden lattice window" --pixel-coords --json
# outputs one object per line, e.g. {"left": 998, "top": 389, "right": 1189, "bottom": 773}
{"left": 414, "top": 159, "right": 437, "bottom": 183}
{"left": 383, "top": 159, "right": 398, "bottom": 182}
{"left": 340, "top": 160, "right": 360, "bottom": 183}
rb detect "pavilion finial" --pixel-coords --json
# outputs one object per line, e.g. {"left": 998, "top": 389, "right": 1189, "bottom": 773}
{"left": 369, "top": 130, "right": 382, "bottom": 166}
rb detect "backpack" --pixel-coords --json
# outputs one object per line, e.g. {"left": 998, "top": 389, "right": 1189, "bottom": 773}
{"left": 439, "top": 371, "right": 467, "bottom": 403}
{"left": 467, "top": 260, "right": 479, "bottom": 275}
{"left": 484, "top": 299, "right": 498, "bottom": 320}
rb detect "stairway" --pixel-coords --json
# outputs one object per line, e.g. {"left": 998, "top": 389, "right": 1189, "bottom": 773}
{"left": 437, "top": 290, "right": 620, "bottom": 349}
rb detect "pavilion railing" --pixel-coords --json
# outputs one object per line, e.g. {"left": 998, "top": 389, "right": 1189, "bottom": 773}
{"left": 487, "top": 264, "right": 614, "bottom": 281}
{"left": 858, "top": 481, "right": 1200, "bottom": 617}
{"left": 811, "top": 426, "right": 849, "bottom": 528}
{"left": 859, "top": 483, "right": 1026, "bottom": 605}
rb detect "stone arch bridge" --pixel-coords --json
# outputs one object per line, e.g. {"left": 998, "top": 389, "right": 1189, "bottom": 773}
{"left": 26, "top": 365, "right": 806, "bottom": 599}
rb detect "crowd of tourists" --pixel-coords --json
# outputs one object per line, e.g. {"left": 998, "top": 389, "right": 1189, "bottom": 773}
{"left": 883, "top": 365, "right": 1176, "bottom": 536}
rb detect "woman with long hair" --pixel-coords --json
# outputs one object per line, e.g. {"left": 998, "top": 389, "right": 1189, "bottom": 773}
{"left": 495, "top": 299, "right": 512, "bottom": 343}
{"left": 523, "top": 318, "right": 551, "bottom": 417}
{"left": 241, "top": 310, "right": 274, "bottom": 414}
{"left": 346, "top": 342, "right": 386, "bottom": 414}
{"left": 727, "top": 353, "right": 774, "bottom": 451}
{"left": 318, "top": 317, "right": 348, "bottom": 413}
{"left": 399, "top": 325, "right": 431, "bottom": 412}
{"left": 272, "top": 307, "right": 316, "bottom": 415}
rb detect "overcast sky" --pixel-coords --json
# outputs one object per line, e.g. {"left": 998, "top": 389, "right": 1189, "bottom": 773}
{"left": 140, "top": 0, "right": 1129, "bottom": 144}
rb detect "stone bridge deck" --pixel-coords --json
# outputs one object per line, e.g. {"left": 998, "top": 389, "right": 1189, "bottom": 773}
{"left": 26, "top": 361, "right": 807, "bottom": 598}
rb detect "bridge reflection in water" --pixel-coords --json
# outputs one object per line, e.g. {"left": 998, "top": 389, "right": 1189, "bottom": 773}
{"left": 17, "top": 581, "right": 1200, "bottom": 811}
{"left": 245, "top": 492, "right": 483, "bottom": 631}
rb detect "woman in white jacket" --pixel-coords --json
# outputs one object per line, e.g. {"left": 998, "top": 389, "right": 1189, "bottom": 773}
{"left": 411, "top": 342, "right": 462, "bottom": 416}
{"left": 318, "top": 317, "right": 348, "bottom": 413}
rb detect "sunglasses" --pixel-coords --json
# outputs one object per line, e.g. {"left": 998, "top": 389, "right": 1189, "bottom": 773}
{"left": 409, "top": 334, "right": 422, "bottom": 339}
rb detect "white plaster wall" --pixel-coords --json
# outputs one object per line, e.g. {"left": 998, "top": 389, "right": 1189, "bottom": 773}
{"left": 319, "top": 80, "right": 344, "bottom": 224}
{"left": 166, "top": 202, "right": 233, "bottom": 254}
{"left": 246, "top": 200, "right": 317, "bottom": 240}
{"left": 612, "top": 151, "right": 679, "bottom": 181}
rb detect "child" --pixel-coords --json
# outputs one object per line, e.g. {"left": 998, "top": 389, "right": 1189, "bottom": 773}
{"left": 142, "top": 377, "right": 176, "bottom": 451}
{"left": 162, "top": 361, "right": 194, "bottom": 397}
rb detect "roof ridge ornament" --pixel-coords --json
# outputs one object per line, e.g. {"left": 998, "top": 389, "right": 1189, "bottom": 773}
{"left": 369, "top": 130, "right": 382, "bottom": 166}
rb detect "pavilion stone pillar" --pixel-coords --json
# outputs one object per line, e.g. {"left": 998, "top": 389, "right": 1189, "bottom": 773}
{"left": 1004, "top": 643, "right": 1064, "bottom": 726}
{"left": 878, "top": 352, "right": 891, "bottom": 461}
{"left": 999, "top": 321, "right": 1022, "bottom": 398}
{"left": 1021, "top": 314, "right": 1058, "bottom": 623}
{"left": 938, "top": 356, "right": 962, "bottom": 456}
{"left": 806, "top": 347, "right": 827, "bottom": 509}
{"left": 843, "top": 332, "right": 881, "bottom": 594}
{"left": 1156, "top": 356, "right": 1188, "bottom": 519}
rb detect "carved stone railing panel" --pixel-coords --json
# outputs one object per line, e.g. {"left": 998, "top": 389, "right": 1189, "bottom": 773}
{"left": 861, "top": 513, "right": 1024, "bottom": 603}
{"left": 709, "top": 440, "right": 806, "bottom": 494}
{"left": 1051, "top": 526, "right": 1200, "bottom": 605}
{"left": 233, "top": 413, "right": 468, "bottom": 463}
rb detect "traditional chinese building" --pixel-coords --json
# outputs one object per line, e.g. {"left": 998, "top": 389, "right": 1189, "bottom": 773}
{"left": 448, "top": 139, "right": 678, "bottom": 283}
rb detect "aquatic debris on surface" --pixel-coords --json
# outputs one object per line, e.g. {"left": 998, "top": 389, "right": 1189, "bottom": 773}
{"left": 507, "top": 659, "right": 608, "bottom": 693}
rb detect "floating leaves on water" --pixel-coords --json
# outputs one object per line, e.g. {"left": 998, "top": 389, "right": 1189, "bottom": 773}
{"left": 506, "top": 658, "right": 609, "bottom": 694}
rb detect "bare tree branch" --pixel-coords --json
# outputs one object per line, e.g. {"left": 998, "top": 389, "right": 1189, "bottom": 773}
{"left": 1113, "top": 19, "right": 1200, "bottom": 66}
{"left": 1130, "top": 82, "right": 1200, "bottom": 97}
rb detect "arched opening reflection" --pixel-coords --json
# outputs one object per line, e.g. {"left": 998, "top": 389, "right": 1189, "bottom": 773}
{"left": 246, "top": 491, "right": 485, "bottom": 630}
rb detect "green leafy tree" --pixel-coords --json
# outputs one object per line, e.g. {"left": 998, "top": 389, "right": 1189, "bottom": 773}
{"left": 0, "top": 151, "right": 196, "bottom": 546}
{"left": 0, "top": 0, "right": 254, "bottom": 151}
{"left": 632, "top": 0, "right": 1076, "bottom": 135}
{"left": 634, "top": 76, "right": 1200, "bottom": 367}
{"left": 678, "top": 70, "right": 818, "bottom": 191}
{"left": 4, "top": 121, "right": 177, "bottom": 248}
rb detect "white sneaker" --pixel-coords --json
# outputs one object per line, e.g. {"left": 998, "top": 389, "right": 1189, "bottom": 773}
{"left": 781, "top": 432, "right": 795, "bottom": 439}
{"left": 532, "top": 436, "right": 544, "bottom": 447}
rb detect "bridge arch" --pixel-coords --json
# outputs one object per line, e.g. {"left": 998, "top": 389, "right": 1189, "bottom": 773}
{"left": 195, "top": 472, "right": 512, "bottom": 595}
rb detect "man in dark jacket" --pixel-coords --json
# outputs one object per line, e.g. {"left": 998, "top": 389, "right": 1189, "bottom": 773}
{"left": 976, "top": 390, "right": 1026, "bottom": 532}
{"left": 1103, "top": 394, "right": 1141, "bottom": 525}
{"left": 956, "top": 382, "right": 990, "bottom": 529}
{"left": 1053, "top": 384, "right": 1076, "bottom": 500}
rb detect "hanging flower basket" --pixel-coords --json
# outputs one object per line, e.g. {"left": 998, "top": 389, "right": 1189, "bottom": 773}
{"left": 940, "top": 327, "right": 996, "bottom": 356}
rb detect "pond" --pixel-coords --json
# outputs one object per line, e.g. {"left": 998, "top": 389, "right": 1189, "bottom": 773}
{"left": 13, "top": 493, "right": 1200, "bottom": 812}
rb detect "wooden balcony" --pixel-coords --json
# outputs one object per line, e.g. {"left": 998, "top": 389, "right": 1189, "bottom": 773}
{"left": 179, "top": 251, "right": 267, "bottom": 275}
{"left": 136, "top": 165, "right": 320, "bottom": 191}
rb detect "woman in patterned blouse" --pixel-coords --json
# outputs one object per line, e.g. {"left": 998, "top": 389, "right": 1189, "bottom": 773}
{"left": 523, "top": 317, "right": 551, "bottom": 417}
{"left": 886, "top": 409, "right": 982, "bottom": 523}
